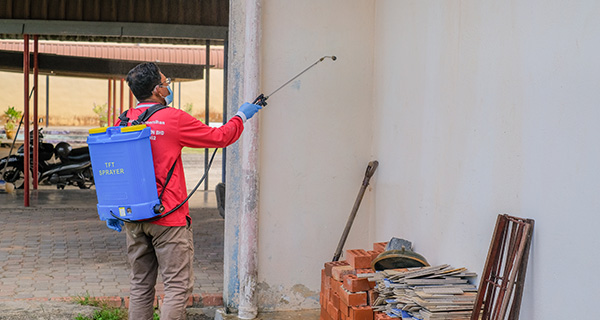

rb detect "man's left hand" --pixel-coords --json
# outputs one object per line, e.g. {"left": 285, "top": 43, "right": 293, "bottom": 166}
{"left": 106, "top": 219, "right": 124, "bottom": 232}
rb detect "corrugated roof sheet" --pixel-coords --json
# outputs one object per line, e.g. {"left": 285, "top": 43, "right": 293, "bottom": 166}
{"left": 0, "top": 0, "right": 228, "bottom": 27}
{"left": 0, "top": 40, "right": 224, "bottom": 68}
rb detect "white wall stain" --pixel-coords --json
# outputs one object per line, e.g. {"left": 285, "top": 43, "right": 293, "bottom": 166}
{"left": 256, "top": 282, "right": 320, "bottom": 311}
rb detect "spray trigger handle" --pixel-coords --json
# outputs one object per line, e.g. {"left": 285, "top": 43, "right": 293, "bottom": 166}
{"left": 253, "top": 94, "right": 268, "bottom": 107}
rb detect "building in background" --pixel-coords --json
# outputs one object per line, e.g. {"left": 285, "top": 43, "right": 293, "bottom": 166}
{"left": 0, "top": 40, "right": 225, "bottom": 127}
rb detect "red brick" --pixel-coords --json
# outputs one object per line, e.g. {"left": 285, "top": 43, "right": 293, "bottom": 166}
{"left": 330, "top": 277, "right": 342, "bottom": 301}
{"left": 186, "top": 295, "right": 194, "bottom": 307}
{"left": 322, "top": 269, "right": 329, "bottom": 284}
{"left": 330, "top": 276, "right": 342, "bottom": 289}
{"left": 343, "top": 274, "right": 371, "bottom": 293}
{"left": 366, "top": 250, "right": 380, "bottom": 262}
{"left": 372, "top": 242, "right": 387, "bottom": 252}
{"left": 374, "top": 312, "right": 395, "bottom": 320}
{"left": 332, "top": 291, "right": 340, "bottom": 309}
{"left": 355, "top": 269, "right": 377, "bottom": 289}
{"left": 321, "top": 291, "right": 328, "bottom": 310}
{"left": 327, "top": 300, "right": 340, "bottom": 320}
{"left": 346, "top": 249, "right": 372, "bottom": 269}
{"left": 332, "top": 264, "right": 356, "bottom": 281}
{"left": 93, "top": 296, "right": 122, "bottom": 308}
{"left": 200, "top": 293, "right": 223, "bottom": 306}
{"left": 367, "top": 289, "right": 379, "bottom": 305}
{"left": 322, "top": 269, "right": 332, "bottom": 296}
{"left": 325, "top": 260, "right": 349, "bottom": 277}
{"left": 323, "top": 288, "right": 331, "bottom": 306}
{"left": 338, "top": 287, "right": 367, "bottom": 307}
{"left": 355, "top": 268, "right": 375, "bottom": 274}
{"left": 351, "top": 306, "right": 374, "bottom": 320}
{"left": 339, "top": 297, "right": 350, "bottom": 317}
{"left": 321, "top": 305, "right": 333, "bottom": 320}
{"left": 50, "top": 297, "right": 71, "bottom": 302}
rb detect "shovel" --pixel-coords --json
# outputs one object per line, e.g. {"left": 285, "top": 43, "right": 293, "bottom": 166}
{"left": 332, "top": 160, "right": 379, "bottom": 262}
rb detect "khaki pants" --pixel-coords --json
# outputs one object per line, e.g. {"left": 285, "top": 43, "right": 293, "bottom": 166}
{"left": 125, "top": 219, "right": 194, "bottom": 320}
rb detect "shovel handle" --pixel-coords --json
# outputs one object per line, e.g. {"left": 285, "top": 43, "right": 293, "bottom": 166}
{"left": 362, "top": 161, "right": 379, "bottom": 186}
{"left": 333, "top": 160, "right": 379, "bottom": 261}
{"left": 365, "top": 161, "right": 379, "bottom": 178}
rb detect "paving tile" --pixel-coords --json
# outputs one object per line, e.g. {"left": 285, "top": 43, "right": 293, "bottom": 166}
{"left": 0, "top": 197, "right": 224, "bottom": 303}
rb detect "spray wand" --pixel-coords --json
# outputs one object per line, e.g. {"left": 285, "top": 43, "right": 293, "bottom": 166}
{"left": 252, "top": 55, "right": 337, "bottom": 106}
{"left": 113, "top": 55, "right": 338, "bottom": 223}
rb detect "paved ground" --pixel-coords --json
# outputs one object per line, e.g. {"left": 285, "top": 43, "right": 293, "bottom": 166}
{"left": 0, "top": 189, "right": 223, "bottom": 300}
{"left": 0, "top": 142, "right": 320, "bottom": 319}
{"left": 0, "top": 140, "right": 225, "bottom": 300}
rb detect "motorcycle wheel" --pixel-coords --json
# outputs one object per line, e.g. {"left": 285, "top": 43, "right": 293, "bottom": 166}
{"left": 77, "top": 167, "right": 94, "bottom": 189}
{"left": 2, "top": 166, "right": 24, "bottom": 189}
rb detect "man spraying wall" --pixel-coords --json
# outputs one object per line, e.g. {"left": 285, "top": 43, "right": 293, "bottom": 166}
{"left": 108, "top": 62, "right": 261, "bottom": 320}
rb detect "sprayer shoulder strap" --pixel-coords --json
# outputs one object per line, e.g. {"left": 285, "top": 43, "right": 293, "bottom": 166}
{"left": 117, "top": 104, "right": 176, "bottom": 200}
{"left": 158, "top": 158, "right": 177, "bottom": 200}
{"left": 118, "top": 104, "right": 168, "bottom": 126}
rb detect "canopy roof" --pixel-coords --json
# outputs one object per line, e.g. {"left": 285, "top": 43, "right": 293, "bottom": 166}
{"left": 0, "top": 0, "right": 228, "bottom": 45}
{"left": 0, "top": 0, "right": 229, "bottom": 79}
{"left": 0, "top": 40, "right": 225, "bottom": 80}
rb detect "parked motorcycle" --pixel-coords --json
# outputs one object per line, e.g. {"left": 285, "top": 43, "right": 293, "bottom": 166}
{"left": 0, "top": 128, "right": 94, "bottom": 189}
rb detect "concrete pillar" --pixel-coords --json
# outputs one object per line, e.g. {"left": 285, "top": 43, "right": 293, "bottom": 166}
{"left": 223, "top": 0, "right": 261, "bottom": 318}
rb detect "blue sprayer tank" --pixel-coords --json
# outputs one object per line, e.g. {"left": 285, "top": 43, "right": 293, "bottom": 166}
{"left": 87, "top": 125, "right": 163, "bottom": 221}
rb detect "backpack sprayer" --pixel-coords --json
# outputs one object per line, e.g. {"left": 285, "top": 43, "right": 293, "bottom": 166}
{"left": 88, "top": 55, "right": 337, "bottom": 223}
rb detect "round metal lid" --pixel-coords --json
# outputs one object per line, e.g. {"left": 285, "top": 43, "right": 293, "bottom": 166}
{"left": 371, "top": 249, "right": 430, "bottom": 271}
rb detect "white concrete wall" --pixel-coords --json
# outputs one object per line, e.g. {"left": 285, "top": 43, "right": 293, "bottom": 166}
{"left": 241, "top": 0, "right": 599, "bottom": 315}
{"left": 255, "top": 0, "right": 376, "bottom": 310}
{"left": 372, "top": 1, "right": 600, "bottom": 318}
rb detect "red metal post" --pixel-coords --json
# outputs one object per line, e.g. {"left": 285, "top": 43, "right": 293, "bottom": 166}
{"left": 112, "top": 79, "right": 117, "bottom": 125}
{"left": 23, "top": 35, "right": 30, "bottom": 206}
{"left": 129, "top": 90, "right": 134, "bottom": 109}
{"left": 33, "top": 35, "right": 39, "bottom": 189}
{"left": 108, "top": 79, "right": 112, "bottom": 126}
{"left": 120, "top": 78, "right": 124, "bottom": 115}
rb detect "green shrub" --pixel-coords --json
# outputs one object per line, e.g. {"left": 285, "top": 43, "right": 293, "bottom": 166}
{"left": 92, "top": 103, "right": 108, "bottom": 127}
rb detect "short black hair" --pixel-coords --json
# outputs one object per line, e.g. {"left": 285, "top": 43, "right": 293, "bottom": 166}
{"left": 126, "top": 62, "right": 162, "bottom": 101}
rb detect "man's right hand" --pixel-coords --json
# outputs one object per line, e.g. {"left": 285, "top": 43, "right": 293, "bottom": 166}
{"left": 237, "top": 102, "right": 262, "bottom": 122}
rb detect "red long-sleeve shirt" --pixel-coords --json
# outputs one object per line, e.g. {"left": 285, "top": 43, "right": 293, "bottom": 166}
{"left": 117, "top": 102, "right": 244, "bottom": 226}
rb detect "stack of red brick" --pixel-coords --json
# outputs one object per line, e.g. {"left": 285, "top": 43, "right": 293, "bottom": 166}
{"left": 321, "top": 242, "right": 393, "bottom": 320}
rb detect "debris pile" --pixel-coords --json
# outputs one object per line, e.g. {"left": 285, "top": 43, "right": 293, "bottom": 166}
{"left": 369, "top": 265, "right": 477, "bottom": 319}
{"left": 320, "top": 238, "right": 479, "bottom": 320}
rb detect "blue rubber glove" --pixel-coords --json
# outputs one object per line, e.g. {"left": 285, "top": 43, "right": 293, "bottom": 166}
{"left": 106, "top": 219, "right": 124, "bottom": 232}
{"left": 236, "top": 102, "right": 262, "bottom": 122}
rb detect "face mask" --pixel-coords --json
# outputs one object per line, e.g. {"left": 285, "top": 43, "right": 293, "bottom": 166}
{"left": 163, "top": 86, "right": 174, "bottom": 105}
